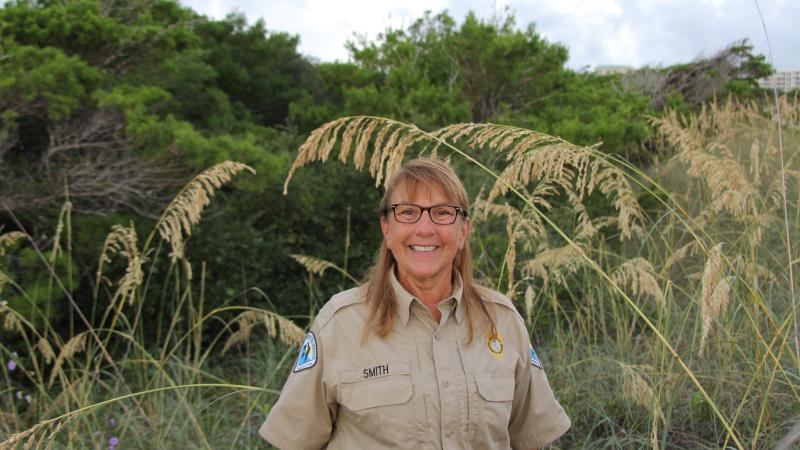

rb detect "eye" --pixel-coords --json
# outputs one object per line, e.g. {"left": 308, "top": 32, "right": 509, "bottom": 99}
{"left": 397, "top": 206, "right": 419, "bottom": 216}
{"left": 432, "top": 206, "right": 456, "bottom": 217}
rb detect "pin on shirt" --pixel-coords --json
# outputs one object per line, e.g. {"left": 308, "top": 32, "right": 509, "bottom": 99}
{"left": 294, "top": 332, "right": 317, "bottom": 372}
{"left": 487, "top": 326, "right": 504, "bottom": 360}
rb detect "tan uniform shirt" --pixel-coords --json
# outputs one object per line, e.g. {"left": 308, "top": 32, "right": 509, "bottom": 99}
{"left": 260, "top": 272, "right": 570, "bottom": 449}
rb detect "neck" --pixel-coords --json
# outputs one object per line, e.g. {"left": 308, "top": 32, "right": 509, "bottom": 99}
{"left": 397, "top": 269, "right": 453, "bottom": 313}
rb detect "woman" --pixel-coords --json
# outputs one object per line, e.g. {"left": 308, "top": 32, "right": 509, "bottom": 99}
{"left": 260, "top": 158, "right": 570, "bottom": 449}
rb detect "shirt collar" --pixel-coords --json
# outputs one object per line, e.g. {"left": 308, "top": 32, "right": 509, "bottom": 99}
{"left": 390, "top": 267, "right": 465, "bottom": 326}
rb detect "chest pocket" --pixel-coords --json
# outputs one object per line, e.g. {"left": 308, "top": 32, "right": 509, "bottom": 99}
{"left": 338, "top": 363, "right": 419, "bottom": 445}
{"left": 473, "top": 370, "right": 515, "bottom": 447}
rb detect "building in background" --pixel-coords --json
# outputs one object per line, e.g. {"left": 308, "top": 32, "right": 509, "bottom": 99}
{"left": 758, "top": 70, "right": 800, "bottom": 91}
{"left": 594, "top": 65, "right": 634, "bottom": 75}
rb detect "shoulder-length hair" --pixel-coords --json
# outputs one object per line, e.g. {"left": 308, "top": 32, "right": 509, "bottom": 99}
{"left": 362, "top": 158, "right": 493, "bottom": 343}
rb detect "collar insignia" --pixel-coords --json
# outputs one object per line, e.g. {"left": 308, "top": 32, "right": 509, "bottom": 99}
{"left": 293, "top": 332, "right": 317, "bottom": 372}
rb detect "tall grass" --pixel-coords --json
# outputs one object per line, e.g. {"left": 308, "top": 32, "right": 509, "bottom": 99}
{"left": 283, "top": 96, "right": 799, "bottom": 448}
{"left": 1, "top": 98, "right": 799, "bottom": 449}
{"left": 1, "top": 162, "right": 303, "bottom": 449}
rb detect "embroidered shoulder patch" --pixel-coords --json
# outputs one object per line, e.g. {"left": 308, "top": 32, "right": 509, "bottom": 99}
{"left": 530, "top": 344, "right": 542, "bottom": 369}
{"left": 294, "top": 332, "right": 317, "bottom": 372}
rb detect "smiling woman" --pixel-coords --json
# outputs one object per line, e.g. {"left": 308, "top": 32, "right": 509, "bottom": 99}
{"left": 259, "top": 158, "right": 570, "bottom": 449}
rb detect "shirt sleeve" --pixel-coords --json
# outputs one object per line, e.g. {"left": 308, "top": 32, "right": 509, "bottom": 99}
{"left": 507, "top": 320, "right": 571, "bottom": 449}
{"left": 259, "top": 323, "right": 337, "bottom": 450}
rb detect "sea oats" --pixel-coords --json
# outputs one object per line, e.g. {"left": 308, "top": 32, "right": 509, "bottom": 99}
{"left": 37, "top": 338, "right": 54, "bottom": 364}
{"left": 157, "top": 161, "right": 255, "bottom": 263}
{"left": 504, "top": 214, "right": 517, "bottom": 300}
{"left": 622, "top": 364, "right": 654, "bottom": 410}
{"left": 524, "top": 244, "right": 587, "bottom": 287}
{"left": 223, "top": 310, "right": 305, "bottom": 353}
{"left": 48, "top": 332, "right": 87, "bottom": 387}
{"left": 750, "top": 138, "right": 761, "bottom": 186}
{"left": 664, "top": 242, "right": 695, "bottom": 273}
{"left": 0, "top": 231, "right": 25, "bottom": 257}
{"left": 697, "top": 243, "right": 730, "bottom": 358}
{"left": 291, "top": 254, "right": 337, "bottom": 277}
{"left": 699, "top": 275, "right": 734, "bottom": 358}
{"left": 3, "top": 309, "right": 22, "bottom": 334}
{"left": 611, "top": 258, "right": 665, "bottom": 307}
{"left": 524, "top": 285, "right": 535, "bottom": 323}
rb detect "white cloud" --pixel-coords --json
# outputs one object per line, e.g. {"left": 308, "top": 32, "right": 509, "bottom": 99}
{"left": 181, "top": 0, "right": 800, "bottom": 70}
{"left": 184, "top": 0, "right": 449, "bottom": 62}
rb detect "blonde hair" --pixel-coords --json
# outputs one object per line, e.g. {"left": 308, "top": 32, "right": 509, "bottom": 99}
{"left": 362, "top": 158, "right": 493, "bottom": 342}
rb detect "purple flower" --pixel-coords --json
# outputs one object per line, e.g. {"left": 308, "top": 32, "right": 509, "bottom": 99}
{"left": 93, "top": 431, "right": 101, "bottom": 437}
{"left": 6, "top": 360, "right": 16, "bottom": 371}
{"left": 108, "top": 436, "right": 119, "bottom": 446}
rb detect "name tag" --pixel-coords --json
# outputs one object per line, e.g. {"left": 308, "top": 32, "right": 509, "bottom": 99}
{"left": 363, "top": 364, "right": 390, "bottom": 379}
{"left": 340, "top": 363, "right": 410, "bottom": 383}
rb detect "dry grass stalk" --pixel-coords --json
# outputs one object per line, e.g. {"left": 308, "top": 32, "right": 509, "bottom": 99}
{"left": 37, "top": 338, "right": 55, "bottom": 364}
{"left": 664, "top": 242, "right": 695, "bottom": 273}
{"left": 97, "top": 223, "right": 146, "bottom": 306}
{"left": 472, "top": 199, "right": 546, "bottom": 248}
{"left": 2, "top": 302, "right": 23, "bottom": 334}
{"left": 0, "top": 231, "right": 25, "bottom": 256}
{"left": 699, "top": 275, "right": 734, "bottom": 358}
{"left": 0, "top": 414, "right": 74, "bottom": 450}
{"left": 621, "top": 364, "right": 663, "bottom": 421}
{"left": 750, "top": 138, "right": 761, "bottom": 186}
{"left": 524, "top": 244, "right": 587, "bottom": 287}
{"left": 157, "top": 161, "right": 255, "bottom": 263}
{"left": 504, "top": 214, "right": 517, "bottom": 299}
{"left": 678, "top": 149, "right": 757, "bottom": 217}
{"left": 223, "top": 310, "right": 305, "bottom": 353}
{"left": 48, "top": 332, "right": 87, "bottom": 387}
{"left": 0, "top": 272, "right": 7, "bottom": 294}
{"left": 283, "top": 117, "right": 428, "bottom": 193}
{"left": 524, "top": 285, "right": 535, "bottom": 323}
{"left": 566, "top": 189, "right": 599, "bottom": 241}
{"left": 435, "top": 123, "right": 643, "bottom": 240}
{"left": 696, "top": 243, "right": 734, "bottom": 357}
{"left": 611, "top": 258, "right": 665, "bottom": 307}
{"left": 49, "top": 201, "right": 71, "bottom": 264}
{"left": 291, "top": 254, "right": 337, "bottom": 277}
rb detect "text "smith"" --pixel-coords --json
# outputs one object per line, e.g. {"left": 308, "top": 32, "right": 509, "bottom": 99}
{"left": 363, "top": 364, "right": 389, "bottom": 379}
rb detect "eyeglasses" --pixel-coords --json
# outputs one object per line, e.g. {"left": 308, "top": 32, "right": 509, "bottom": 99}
{"left": 388, "top": 203, "right": 465, "bottom": 225}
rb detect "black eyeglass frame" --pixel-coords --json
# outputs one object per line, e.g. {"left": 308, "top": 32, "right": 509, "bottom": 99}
{"left": 386, "top": 203, "right": 467, "bottom": 225}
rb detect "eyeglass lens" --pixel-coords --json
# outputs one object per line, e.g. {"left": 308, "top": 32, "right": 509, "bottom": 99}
{"left": 393, "top": 204, "right": 459, "bottom": 224}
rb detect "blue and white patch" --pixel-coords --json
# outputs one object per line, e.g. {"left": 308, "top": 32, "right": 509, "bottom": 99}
{"left": 293, "top": 332, "right": 317, "bottom": 372}
{"left": 530, "top": 344, "right": 542, "bottom": 369}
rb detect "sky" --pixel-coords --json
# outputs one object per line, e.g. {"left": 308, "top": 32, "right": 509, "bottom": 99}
{"left": 180, "top": 0, "right": 798, "bottom": 71}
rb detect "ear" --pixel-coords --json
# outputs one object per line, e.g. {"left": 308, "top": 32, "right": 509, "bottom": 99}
{"left": 380, "top": 214, "right": 391, "bottom": 247}
{"left": 458, "top": 217, "right": 471, "bottom": 250}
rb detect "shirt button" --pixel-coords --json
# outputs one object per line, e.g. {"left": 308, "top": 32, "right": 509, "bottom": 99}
{"left": 443, "top": 380, "right": 450, "bottom": 387}
{"left": 446, "top": 430, "right": 454, "bottom": 438}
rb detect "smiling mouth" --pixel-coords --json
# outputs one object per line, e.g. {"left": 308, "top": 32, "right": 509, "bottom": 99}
{"left": 409, "top": 245, "right": 437, "bottom": 252}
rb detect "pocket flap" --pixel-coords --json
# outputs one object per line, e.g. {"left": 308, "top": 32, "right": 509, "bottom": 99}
{"left": 475, "top": 375, "right": 515, "bottom": 402}
{"left": 341, "top": 376, "right": 413, "bottom": 411}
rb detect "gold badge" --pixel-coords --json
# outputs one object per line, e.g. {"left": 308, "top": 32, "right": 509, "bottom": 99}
{"left": 487, "top": 326, "right": 504, "bottom": 359}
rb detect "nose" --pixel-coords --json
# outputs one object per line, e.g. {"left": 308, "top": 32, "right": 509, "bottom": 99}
{"left": 414, "top": 210, "right": 436, "bottom": 233}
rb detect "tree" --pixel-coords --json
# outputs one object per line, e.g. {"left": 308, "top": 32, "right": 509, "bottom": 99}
{"left": 619, "top": 39, "right": 773, "bottom": 110}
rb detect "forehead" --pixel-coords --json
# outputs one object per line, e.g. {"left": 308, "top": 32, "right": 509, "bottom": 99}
{"left": 392, "top": 181, "right": 454, "bottom": 204}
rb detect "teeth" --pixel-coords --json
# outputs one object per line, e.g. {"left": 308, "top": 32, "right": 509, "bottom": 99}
{"left": 410, "top": 245, "right": 436, "bottom": 252}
